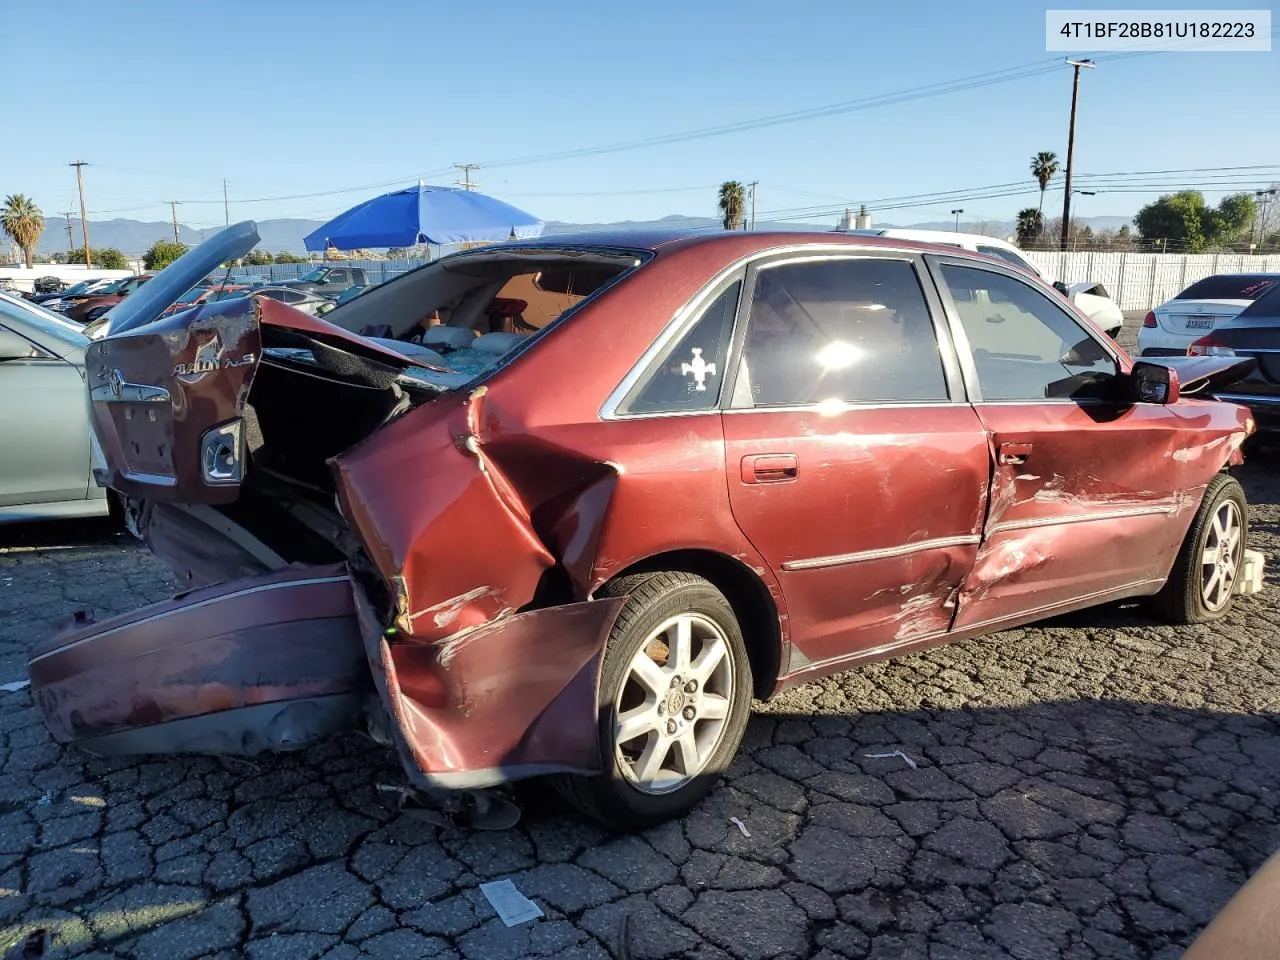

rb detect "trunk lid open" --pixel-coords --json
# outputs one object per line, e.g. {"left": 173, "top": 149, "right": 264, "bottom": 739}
{"left": 87, "top": 293, "right": 422, "bottom": 502}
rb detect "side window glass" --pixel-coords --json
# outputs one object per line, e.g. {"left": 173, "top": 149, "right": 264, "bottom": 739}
{"left": 329, "top": 270, "right": 349, "bottom": 284}
{"left": 0, "top": 324, "right": 47, "bottom": 359}
{"left": 940, "top": 263, "right": 1117, "bottom": 401}
{"left": 732, "top": 258, "right": 948, "bottom": 408}
{"left": 625, "top": 280, "right": 741, "bottom": 414}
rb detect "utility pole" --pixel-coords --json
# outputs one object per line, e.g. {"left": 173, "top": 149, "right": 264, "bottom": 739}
{"left": 69, "top": 161, "right": 92, "bottom": 268}
{"left": 1254, "top": 189, "right": 1277, "bottom": 252}
{"left": 169, "top": 201, "right": 182, "bottom": 243}
{"left": 223, "top": 179, "right": 230, "bottom": 226}
{"left": 748, "top": 181, "right": 758, "bottom": 230}
{"left": 1060, "top": 58, "right": 1095, "bottom": 252}
{"left": 951, "top": 208, "right": 964, "bottom": 231}
{"left": 453, "top": 164, "right": 480, "bottom": 191}
{"left": 61, "top": 212, "right": 75, "bottom": 258}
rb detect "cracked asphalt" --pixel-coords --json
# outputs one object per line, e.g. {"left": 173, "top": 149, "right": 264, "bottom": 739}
{"left": 2, "top": 331, "right": 1279, "bottom": 959}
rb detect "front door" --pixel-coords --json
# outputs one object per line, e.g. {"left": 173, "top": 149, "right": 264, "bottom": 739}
{"left": 0, "top": 320, "right": 90, "bottom": 507}
{"left": 928, "top": 257, "right": 1197, "bottom": 631}
{"left": 720, "top": 253, "right": 990, "bottom": 671}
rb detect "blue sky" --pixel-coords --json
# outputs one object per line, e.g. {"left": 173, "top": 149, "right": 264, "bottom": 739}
{"left": 4, "top": 0, "right": 1276, "bottom": 229}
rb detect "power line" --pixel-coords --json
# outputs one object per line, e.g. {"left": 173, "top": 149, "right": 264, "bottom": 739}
{"left": 65, "top": 29, "right": 1277, "bottom": 215}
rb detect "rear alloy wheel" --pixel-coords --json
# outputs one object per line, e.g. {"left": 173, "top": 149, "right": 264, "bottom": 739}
{"left": 553, "top": 572, "right": 752, "bottom": 829}
{"left": 1149, "top": 474, "right": 1248, "bottom": 624}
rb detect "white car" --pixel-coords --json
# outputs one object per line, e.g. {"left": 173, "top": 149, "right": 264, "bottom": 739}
{"left": 1137, "top": 273, "right": 1280, "bottom": 357}
{"left": 846, "top": 228, "right": 1125, "bottom": 338}
{"left": 0, "top": 291, "right": 111, "bottom": 524}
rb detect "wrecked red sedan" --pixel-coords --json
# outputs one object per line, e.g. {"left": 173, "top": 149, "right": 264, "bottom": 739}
{"left": 28, "top": 222, "right": 1265, "bottom": 829}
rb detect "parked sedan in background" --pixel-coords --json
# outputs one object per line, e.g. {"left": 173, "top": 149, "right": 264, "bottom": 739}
{"left": 0, "top": 291, "right": 111, "bottom": 523}
{"left": 1138, "top": 273, "right": 1279, "bottom": 357}
{"left": 254, "top": 285, "right": 333, "bottom": 315}
{"left": 34, "top": 278, "right": 117, "bottom": 310}
{"left": 1193, "top": 284, "right": 1280, "bottom": 441}
{"left": 160, "top": 284, "right": 252, "bottom": 317}
{"left": 275, "top": 264, "right": 369, "bottom": 298}
{"left": 63, "top": 274, "right": 154, "bottom": 323}
{"left": 27, "top": 222, "right": 1264, "bottom": 831}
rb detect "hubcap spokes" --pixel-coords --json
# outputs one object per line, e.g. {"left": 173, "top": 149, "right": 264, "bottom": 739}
{"left": 614, "top": 614, "right": 734, "bottom": 795}
{"left": 1200, "top": 500, "right": 1243, "bottom": 612}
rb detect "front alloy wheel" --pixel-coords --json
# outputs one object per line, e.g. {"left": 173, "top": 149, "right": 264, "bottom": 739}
{"left": 1150, "top": 473, "right": 1248, "bottom": 624}
{"left": 1199, "top": 499, "right": 1243, "bottom": 613}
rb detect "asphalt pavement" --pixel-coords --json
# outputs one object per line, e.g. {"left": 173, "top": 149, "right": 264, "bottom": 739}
{"left": 0, "top": 320, "right": 1277, "bottom": 959}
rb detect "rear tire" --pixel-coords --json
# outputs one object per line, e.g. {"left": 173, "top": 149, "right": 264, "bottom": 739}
{"left": 552, "top": 572, "right": 753, "bottom": 830}
{"left": 1148, "top": 474, "right": 1248, "bottom": 624}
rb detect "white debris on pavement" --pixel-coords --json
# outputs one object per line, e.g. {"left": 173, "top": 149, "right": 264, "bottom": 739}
{"left": 0, "top": 680, "right": 29, "bottom": 693}
{"left": 480, "top": 879, "right": 544, "bottom": 927}
{"left": 864, "top": 750, "right": 919, "bottom": 769}
{"left": 730, "top": 817, "right": 752, "bottom": 838}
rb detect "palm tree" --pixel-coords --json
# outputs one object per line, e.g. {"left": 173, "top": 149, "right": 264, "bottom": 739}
{"left": 1030, "top": 151, "right": 1060, "bottom": 215}
{"left": 1016, "top": 208, "right": 1045, "bottom": 247}
{"left": 718, "top": 182, "right": 746, "bottom": 231}
{"left": 1, "top": 195, "right": 45, "bottom": 269}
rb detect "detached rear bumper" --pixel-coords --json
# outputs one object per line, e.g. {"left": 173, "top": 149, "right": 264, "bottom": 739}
{"left": 27, "top": 564, "right": 366, "bottom": 756}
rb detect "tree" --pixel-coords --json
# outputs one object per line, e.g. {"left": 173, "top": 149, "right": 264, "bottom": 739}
{"left": 1015, "top": 208, "right": 1045, "bottom": 247}
{"left": 273, "top": 250, "right": 304, "bottom": 264}
{"left": 67, "top": 246, "right": 129, "bottom": 269}
{"left": 1210, "top": 193, "right": 1255, "bottom": 243}
{"left": 718, "top": 182, "right": 745, "bottom": 231}
{"left": 1030, "top": 152, "right": 1060, "bottom": 216}
{"left": 144, "top": 239, "right": 188, "bottom": 271}
{"left": 385, "top": 247, "right": 406, "bottom": 260}
{"left": 244, "top": 248, "right": 274, "bottom": 266}
{"left": 1, "top": 194, "right": 45, "bottom": 269}
{"left": 1134, "top": 191, "right": 1256, "bottom": 252}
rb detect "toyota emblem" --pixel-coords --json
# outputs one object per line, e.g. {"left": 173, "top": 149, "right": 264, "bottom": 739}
{"left": 108, "top": 368, "right": 125, "bottom": 400}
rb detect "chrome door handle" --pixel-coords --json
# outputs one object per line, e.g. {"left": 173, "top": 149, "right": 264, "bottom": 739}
{"left": 741, "top": 454, "right": 798, "bottom": 484}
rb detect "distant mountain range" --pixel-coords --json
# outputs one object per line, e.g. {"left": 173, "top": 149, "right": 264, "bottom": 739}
{"left": 30, "top": 212, "right": 1136, "bottom": 257}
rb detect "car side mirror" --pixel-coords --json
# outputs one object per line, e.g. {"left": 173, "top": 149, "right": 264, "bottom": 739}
{"left": 0, "top": 329, "right": 40, "bottom": 361}
{"left": 1052, "top": 281, "right": 1069, "bottom": 296}
{"left": 1130, "top": 361, "right": 1180, "bottom": 404}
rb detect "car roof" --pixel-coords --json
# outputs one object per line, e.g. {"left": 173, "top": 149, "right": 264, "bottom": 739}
{"left": 496, "top": 228, "right": 996, "bottom": 258}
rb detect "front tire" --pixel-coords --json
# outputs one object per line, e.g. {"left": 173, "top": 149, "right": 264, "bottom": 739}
{"left": 553, "top": 572, "right": 753, "bottom": 830}
{"left": 1149, "top": 474, "right": 1248, "bottom": 624}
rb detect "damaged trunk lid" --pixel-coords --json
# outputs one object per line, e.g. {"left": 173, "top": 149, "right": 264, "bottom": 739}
{"left": 88, "top": 283, "right": 422, "bottom": 503}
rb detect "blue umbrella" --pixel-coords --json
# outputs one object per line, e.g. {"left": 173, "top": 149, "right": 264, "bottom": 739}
{"left": 303, "top": 182, "right": 543, "bottom": 251}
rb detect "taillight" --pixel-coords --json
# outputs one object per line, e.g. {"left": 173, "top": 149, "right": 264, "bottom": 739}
{"left": 1142, "top": 311, "right": 1157, "bottom": 328}
{"left": 1189, "top": 336, "right": 1236, "bottom": 357}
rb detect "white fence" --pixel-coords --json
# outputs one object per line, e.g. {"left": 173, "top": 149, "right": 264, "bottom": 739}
{"left": 1025, "top": 251, "right": 1280, "bottom": 311}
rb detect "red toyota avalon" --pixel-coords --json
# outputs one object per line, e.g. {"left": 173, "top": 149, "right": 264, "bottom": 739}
{"left": 28, "top": 222, "right": 1264, "bottom": 830}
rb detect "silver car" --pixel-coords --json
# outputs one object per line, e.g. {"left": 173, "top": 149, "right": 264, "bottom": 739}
{"left": 0, "top": 291, "right": 111, "bottom": 523}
